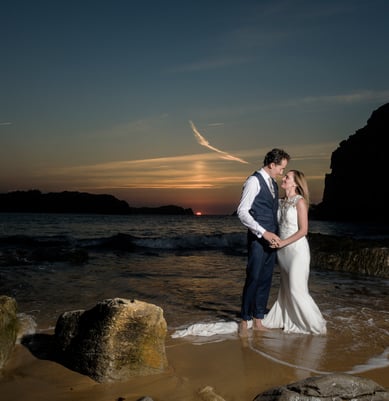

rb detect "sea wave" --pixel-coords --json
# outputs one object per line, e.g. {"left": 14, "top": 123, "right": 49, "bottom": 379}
{"left": 348, "top": 347, "right": 389, "bottom": 373}
{"left": 16, "top": 313, "right": 37, "bottom": 343}
{"left": 0, "top": 231, "right": 247, "bottom": 254}
{"left": 132, "top": 232, "right": 245, "bottom": 251}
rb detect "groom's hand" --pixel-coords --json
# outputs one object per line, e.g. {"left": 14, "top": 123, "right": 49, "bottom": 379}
{"left": 263, "top": 231, "right": 280, "bottom": 247}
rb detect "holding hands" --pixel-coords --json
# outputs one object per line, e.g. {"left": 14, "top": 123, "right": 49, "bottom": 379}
{"left": 263, "top": 231, "right": 282, "bottom": 248}
{"left": 270, "top": 238, "right": 285, "bottom": 248}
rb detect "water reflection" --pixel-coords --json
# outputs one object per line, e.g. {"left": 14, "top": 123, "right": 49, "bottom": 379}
{"left": 249, "top": 330, "right": 329, "bottom": 379}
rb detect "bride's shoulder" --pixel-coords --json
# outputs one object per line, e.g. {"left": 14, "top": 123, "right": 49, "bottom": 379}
{"left": 293, "top": 195, "right": 305, "bottom": 207}
{"left": 295, "top": 195, "right": 308, "bottom": 210}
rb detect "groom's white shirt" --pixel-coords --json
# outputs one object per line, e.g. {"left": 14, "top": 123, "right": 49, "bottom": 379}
{"left": 237, "top": 168, "right": 273, "bottom": 238}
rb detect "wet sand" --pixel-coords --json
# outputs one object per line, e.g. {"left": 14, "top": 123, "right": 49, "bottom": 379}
{"left": 1, "top": 331, "right": 388, "bottom": 401}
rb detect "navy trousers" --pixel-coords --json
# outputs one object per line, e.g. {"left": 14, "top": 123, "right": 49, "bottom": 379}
{"left": 241, "top": 231, "right": 276, "bottom": 320}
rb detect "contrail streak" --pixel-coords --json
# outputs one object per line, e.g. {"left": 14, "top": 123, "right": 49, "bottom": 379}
{"left": 189, "top": 120, "right": 248, "bottom": 164}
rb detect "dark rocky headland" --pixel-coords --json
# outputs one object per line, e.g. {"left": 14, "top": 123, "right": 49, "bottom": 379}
{"left": 313, "top": 102, "right": 389, "bottom": 223}
{"left": 0, "top": 190, "right": 193, "bottom": 215}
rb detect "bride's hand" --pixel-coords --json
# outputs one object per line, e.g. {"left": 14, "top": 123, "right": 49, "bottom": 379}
{"left": 270, "top": 238, "right": 285, "bottom": 248}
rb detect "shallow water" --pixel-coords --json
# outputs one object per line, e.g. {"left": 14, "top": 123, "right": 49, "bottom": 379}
{"left": 0, "top": 213, "right": 388, "bottom": 376}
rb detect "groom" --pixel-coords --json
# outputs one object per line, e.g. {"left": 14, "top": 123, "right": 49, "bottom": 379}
{"left": 237, "top": 148, "right": 290, "bottom": 333}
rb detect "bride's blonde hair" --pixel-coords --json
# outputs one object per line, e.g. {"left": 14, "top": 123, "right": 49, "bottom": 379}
{"left": 290, "top": 170, "right": 310, "bottom": 206}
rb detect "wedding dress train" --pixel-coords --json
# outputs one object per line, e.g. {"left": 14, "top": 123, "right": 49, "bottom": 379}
{"left": 262, "top": 195, "right": 327, "bottom": 335}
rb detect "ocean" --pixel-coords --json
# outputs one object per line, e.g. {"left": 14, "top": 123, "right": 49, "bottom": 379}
{"left": 0, "top": 212, "right": 388, "bottom": 377}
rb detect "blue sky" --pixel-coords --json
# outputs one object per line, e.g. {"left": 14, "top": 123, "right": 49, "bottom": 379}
{"left": 1, "top": 0, "right": 389, "bottom": 214}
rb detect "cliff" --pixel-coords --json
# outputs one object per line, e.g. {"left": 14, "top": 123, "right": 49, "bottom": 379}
{"left": 314, "top": 103, "right": 389, "bottom": 223}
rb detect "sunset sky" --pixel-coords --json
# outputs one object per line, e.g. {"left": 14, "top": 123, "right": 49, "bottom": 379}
{"left": 1, "top": 0, "right": 389, "bottom": 214}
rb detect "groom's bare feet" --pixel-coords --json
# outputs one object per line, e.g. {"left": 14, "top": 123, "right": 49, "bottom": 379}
{"left": 238, "top": 320, "right": 249, "bottom": 337}
{"left": 253, "top": 318, "right": 268, "bottom": 331}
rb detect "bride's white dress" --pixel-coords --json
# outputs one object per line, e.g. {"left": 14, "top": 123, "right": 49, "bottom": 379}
{"left": 262, "top": 195, "right": 327, "bottom": 335}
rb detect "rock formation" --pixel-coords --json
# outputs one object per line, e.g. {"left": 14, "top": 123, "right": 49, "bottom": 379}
{"left": 308, "top": 233, "right": 389, "bottom": 277}
{"left": 0, "top": 296, "right": 18, "bottom": 370}
{"left": 55, "top": 298, "right": 168, "bottom": 382}
{"left": 0, "top": 190, "right": 131, "bottom": 214}
{"left": 253, "top": 373, "right": 389, "bottom": 400}
{"left": 0, "top": 190, "right": 193, "bottom": 215}
{"left": 315, "top": 102, "right": 389, "bottom": 222}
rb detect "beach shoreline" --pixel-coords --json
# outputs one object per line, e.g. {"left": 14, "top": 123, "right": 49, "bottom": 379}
{"left": 1, "top": 213, "right": 388, "bottom": 400}
{"left": 1, "top": 331, "right": 388, "bottom": 401}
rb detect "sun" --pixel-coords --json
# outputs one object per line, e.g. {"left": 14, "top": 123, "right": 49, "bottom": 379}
{"left": 195, "top": 211, "right": 202, "bottom": 216}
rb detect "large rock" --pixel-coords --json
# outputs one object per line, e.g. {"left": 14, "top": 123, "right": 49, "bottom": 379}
{"left": 314, "top": 103, "right": 389, "bottom": 222}
{"left": 0, "top": 296, "right": 18, "bottom": 370}
{"left": 253, "top": 373, "right": 389, "bottom": 400}
{"left": 55, "top": 298, "right": 168, "bottom": 382}
{"left": 309, "top": 233, "right": 389, "bottom": 277}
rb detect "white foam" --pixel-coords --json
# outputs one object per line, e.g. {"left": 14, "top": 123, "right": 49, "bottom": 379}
{"left": 348, "top": 347, "right": 389, "bottom": 374}
{"left": 16, "top": 313, "right": 37, "bottom": 343}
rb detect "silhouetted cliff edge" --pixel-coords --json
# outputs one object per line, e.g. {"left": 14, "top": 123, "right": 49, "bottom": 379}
{"left": 313, "top": 103, "right": 389, "bottom": 223}
{"left": 0, "top": 190, "right": 193, "bottom": 215}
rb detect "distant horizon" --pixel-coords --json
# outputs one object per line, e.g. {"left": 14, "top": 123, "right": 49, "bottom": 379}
{"left": 2, "top": 1, "right": 389, "bottom": 215}
{"left": 0, "top": 187, "right": 325, "bottom": 216}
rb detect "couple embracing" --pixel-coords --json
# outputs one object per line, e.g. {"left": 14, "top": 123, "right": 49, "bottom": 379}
{"left": 237, "top": 148, "right": 327, "bottom": 336}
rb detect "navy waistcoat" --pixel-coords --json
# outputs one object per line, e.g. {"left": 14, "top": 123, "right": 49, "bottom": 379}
{"left": 249, "top": 171, "right": 279, "bottom": 234}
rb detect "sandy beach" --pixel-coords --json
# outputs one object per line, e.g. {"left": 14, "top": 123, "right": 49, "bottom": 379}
{"left": 1, "top": 329, "right": 388, "bottom": 401}
{"left": 1, "top": 214, "right": 388, "bottom": 400}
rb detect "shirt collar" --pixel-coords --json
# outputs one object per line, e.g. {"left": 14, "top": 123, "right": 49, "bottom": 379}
{"left": 259, "top": 168, "right": 271, "bottom": 181}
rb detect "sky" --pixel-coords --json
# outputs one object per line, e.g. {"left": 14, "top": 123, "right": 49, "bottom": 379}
{"left": 1, "top": 0, "right": 389, "bottom": 215}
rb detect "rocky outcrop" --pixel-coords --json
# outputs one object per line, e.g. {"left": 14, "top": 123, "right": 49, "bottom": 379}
{"left": 253, "top": 373, "right": 389, "bottom": 400}
{"left": 0, "top": 296, "right": 18, "bottom": 370}
{"left": 0, "top": 190, "right": 131, "bottom": 214}
{"left": 0, "top": 190, "right": 193, "bottom": 215}
{"left": 125, "top": 374, "right": 389, "bottom": 401}
{"left": 55, "top": 298, "right": 168, "bottom": 382}
{"left": 309, "top": 233, "right": 389, "bottom": 277}
{"left": 314, "top": 103, "right": 389, "bottom": 223}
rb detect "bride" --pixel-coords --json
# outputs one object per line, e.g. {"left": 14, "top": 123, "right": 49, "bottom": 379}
{"left": 262, "top": 170, "right": 327, "bottom": 335}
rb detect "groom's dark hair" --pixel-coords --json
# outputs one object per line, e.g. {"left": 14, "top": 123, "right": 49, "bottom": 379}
{"left": 263, "top": 148, "right": 290, "bottom": 166}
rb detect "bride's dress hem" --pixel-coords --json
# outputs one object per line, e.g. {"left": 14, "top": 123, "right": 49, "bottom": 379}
{"left": 263, "top": 195, "right": 327, "bottom": 336}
